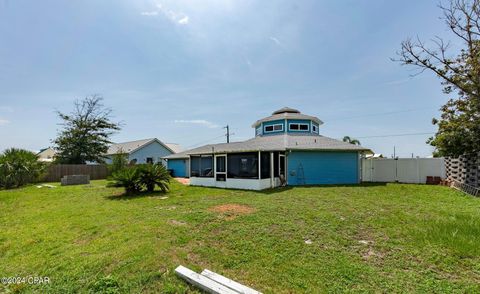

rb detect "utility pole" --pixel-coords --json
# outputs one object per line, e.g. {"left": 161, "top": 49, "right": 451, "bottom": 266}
{"left": 224, "top": 125, "right": 230, "bottom": 143}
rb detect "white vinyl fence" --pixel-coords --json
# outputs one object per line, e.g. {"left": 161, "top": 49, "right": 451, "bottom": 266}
{"left": 362, "top": 158, "right": 446, "bottom": 184}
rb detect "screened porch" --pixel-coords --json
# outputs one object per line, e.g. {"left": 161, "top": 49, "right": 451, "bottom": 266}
{"left": 189, "top": 151, "right": 286, "bottom": 190}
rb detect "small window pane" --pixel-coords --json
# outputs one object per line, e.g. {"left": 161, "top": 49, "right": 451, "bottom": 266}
{"left": 290, "top": 124, "right": 299, "bottom": 130}
{"left": 265, "top": 126, "right": 274, "bottom": 132}
{"left": 216, "top": 156, "right": 226, "bottom": 172}
{"left": 260, "top": 152, "right": 271, "bottom": 179}
{"left": 273, "top": 124, "right": 283, "bottom": 131}
{"left": 300, "top": 124, "right": 309, "bottom": 130}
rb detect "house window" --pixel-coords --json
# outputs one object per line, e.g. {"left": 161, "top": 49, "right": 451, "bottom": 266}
{"left": 312, "top": 125, "right": 318, "bottom": 133}
{"left": 289, "top": 123, "right": 309, "bottom": 131}
{"left": 256, "top": 126, "right": 262, "bottom": 136}
{"left": 146, "top": 157, "right": 153, "bottom": 164}
{"left": 264, "top": 124, "right": 283, "bottom": 133}
{"left": 227, "top": 153, "right": 258, "bottom": 179}
{"left": 190, "top": 155, "right": 213, "bottom": 177}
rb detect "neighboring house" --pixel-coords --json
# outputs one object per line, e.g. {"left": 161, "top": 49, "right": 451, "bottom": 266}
{"left": 37, "top": 147, "right": 56, "bottom": 162}
{"left": 164, "top": 107, "right": 372, "bottom": 190}
{"left": 365, "top": 153, "right": 384, "bottom": 159}
{"left": 105, "top": 138, "right": 181, "bottom": 165}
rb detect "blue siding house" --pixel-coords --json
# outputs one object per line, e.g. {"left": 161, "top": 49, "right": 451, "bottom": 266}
{"left": 167, "top": 158, "right": 189, "bottom": 177}
{"left": 106, "top": 138, "right": 182, "bottom": 165}
{"left": 165, "top": 107, "right": 371, "bottom": 190}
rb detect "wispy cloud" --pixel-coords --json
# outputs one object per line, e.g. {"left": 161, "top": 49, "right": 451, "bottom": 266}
{"left": 174, "top": 119, "right": 219, "bottom": 128}
{"left": 141, "top": 3, "right": 189, "bottom": 25}
{"left": 0, "top": 119, "right": 10, "bottom": 126}
{"left": 244, "top": 57, "right": 252, "bottom": 68}
{"left": 141, "top": 11, "right": 159, "bottom": 16}
{"left": 269, "top": 36, "right": 281, "bottom": 46}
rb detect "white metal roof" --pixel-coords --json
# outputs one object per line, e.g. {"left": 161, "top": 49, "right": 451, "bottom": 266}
{"left": 106, "top": 138, "right": 180, "bottom": 155}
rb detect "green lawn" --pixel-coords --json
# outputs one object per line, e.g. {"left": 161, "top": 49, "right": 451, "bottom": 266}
{"left": 1, "top": 181, "right": 480, "bottom": 293}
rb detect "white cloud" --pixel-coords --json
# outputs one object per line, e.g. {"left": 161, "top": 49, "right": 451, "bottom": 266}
{"left": 0, "top": 119, "right": 10, "bottom": 126}
{"left": 141, "top": 11, "right": 159, "bottom": 16}
{"left": 269, "top": 36, "right": 281, "bottom": 46}
{"left": 178, "top": 15, "right": 189, "bottom": 25}
{"left": 141, "top": 3, "right": 189, "bottom": 25}
{"left": 174, "top": 119, "right": 219, "bottom": 128}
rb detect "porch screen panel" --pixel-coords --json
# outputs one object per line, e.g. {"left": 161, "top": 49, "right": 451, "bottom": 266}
{"left": 190, "top": 155, "right": 213, "bottom": 177}
{"left": 227, "top": 153, "right": 258, "bottom": 179}
{"left": 191, "top": 156, "right": 200, "bottom": 177}
{"left": 260, "top": 152, "right": 271, "bottom": 179}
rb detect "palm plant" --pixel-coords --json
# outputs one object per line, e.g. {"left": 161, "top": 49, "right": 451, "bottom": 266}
{"left": 0, "top": 148, "right": 45, "bottom": 189}
{"left": 108, "top": 167, "right": 142, "bottom": 194}
{"left": 138, "top": 164, "right": 171, "bottom": 193}
{"left": 342, "top": 136, "right": 361, "bottom": 145}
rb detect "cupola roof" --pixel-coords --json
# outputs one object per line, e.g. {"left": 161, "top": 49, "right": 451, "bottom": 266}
{"left": 252, "top": 107, "right": 323, "bottom": 128}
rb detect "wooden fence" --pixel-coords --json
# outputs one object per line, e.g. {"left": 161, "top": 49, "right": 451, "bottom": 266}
{"left": 42, "top": 164, "right": 110, "bottom": 182}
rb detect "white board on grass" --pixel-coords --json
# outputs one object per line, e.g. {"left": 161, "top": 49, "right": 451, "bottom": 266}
{"left": 201, "top": 269, "right": 262, "bottom": 294}
{"left": 175, "top": 265, "right": 239, "bottom": 294}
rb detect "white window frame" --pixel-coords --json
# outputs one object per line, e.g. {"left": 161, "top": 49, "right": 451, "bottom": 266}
{"left": 264, "top": 123, "right": 284, "bottom": 133}
{"left": 289, "top": 123, "right": 310, "bottom": 132}
{"left": 214, "top": 154, "right": 227, "bottom": 182}
{"left": 256, "top": 126, "right": 262, "bottom": 136}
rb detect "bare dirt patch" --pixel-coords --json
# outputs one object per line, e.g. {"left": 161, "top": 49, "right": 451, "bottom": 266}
{"left": 168, "top": 220, "right": 187, "bottom": 226}
{"left": 174, "top": 178, "right": 190, "bottom": 185}
{"left": 208, "top": 204, "right": 256, "bottom": 220}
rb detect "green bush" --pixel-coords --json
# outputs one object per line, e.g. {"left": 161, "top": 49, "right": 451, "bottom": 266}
{"left": 0, "top": 148, "right": 46, "bottom": 189}
{"left": 108, "top": 164, "right": 171, "bottom": 195}
{"left": 108, "top": 151, "right": 129, "bottom": 174}
{"left": 138, "top": 164, "right": 170, "bottom": 193}
{"left": 108, "top": 167, "right": 142, "bottom": 194}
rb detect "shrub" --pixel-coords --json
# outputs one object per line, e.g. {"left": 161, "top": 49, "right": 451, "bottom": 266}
{"left": 108, "top": 167, "right": 142, "bottom": 194}
{"left": 0, "top": 148, "right": 45, "bottom": 189}
{"left": 138, "top": 164, "right": 171, "bottom": 193}
{"left": 108, "top": 151, "right": 129, "bottom": 174}
{"left": 108, "top": 164, "right": 171, "bottom": 194}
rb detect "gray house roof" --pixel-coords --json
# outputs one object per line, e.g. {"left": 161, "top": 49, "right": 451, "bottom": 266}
{"left": 107, "top": 138, "right": 180, "bottom": 155}
{"left": 252, "top": 107, "right": 324, "bottom": 128}
{"left": 164, "top": 134, "right": 372, "bottom": 159}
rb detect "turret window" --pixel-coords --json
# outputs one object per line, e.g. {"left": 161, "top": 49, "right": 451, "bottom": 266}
{"left": 264, "top": 124, "right": 283, "bottom": 133}
{"left": 289, "top": 123, "right": 309, "bottom": 131}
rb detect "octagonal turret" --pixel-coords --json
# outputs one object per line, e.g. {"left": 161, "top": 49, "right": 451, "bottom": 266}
{"left": 252, "top": 107, "right": 323, "bottom": 137}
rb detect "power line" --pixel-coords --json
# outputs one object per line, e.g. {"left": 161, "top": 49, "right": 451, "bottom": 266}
{"left": 356, "top": 132, "right": 434, "bottom": 139}
{"left": 185, "top": 134, "right": 227, "bottom": 148}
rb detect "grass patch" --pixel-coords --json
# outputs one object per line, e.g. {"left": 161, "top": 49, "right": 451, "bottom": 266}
{"left": 1, "top": 181, "right": 480, "bottom": 292}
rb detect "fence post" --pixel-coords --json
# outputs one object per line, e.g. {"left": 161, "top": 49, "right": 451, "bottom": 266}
{"left": 416, "top": 157, "right": 420, "bottom": 184}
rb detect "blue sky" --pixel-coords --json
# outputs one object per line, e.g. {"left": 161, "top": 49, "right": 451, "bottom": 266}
{"left": 0, "top": 0, "right": 457, "bottom": 157}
